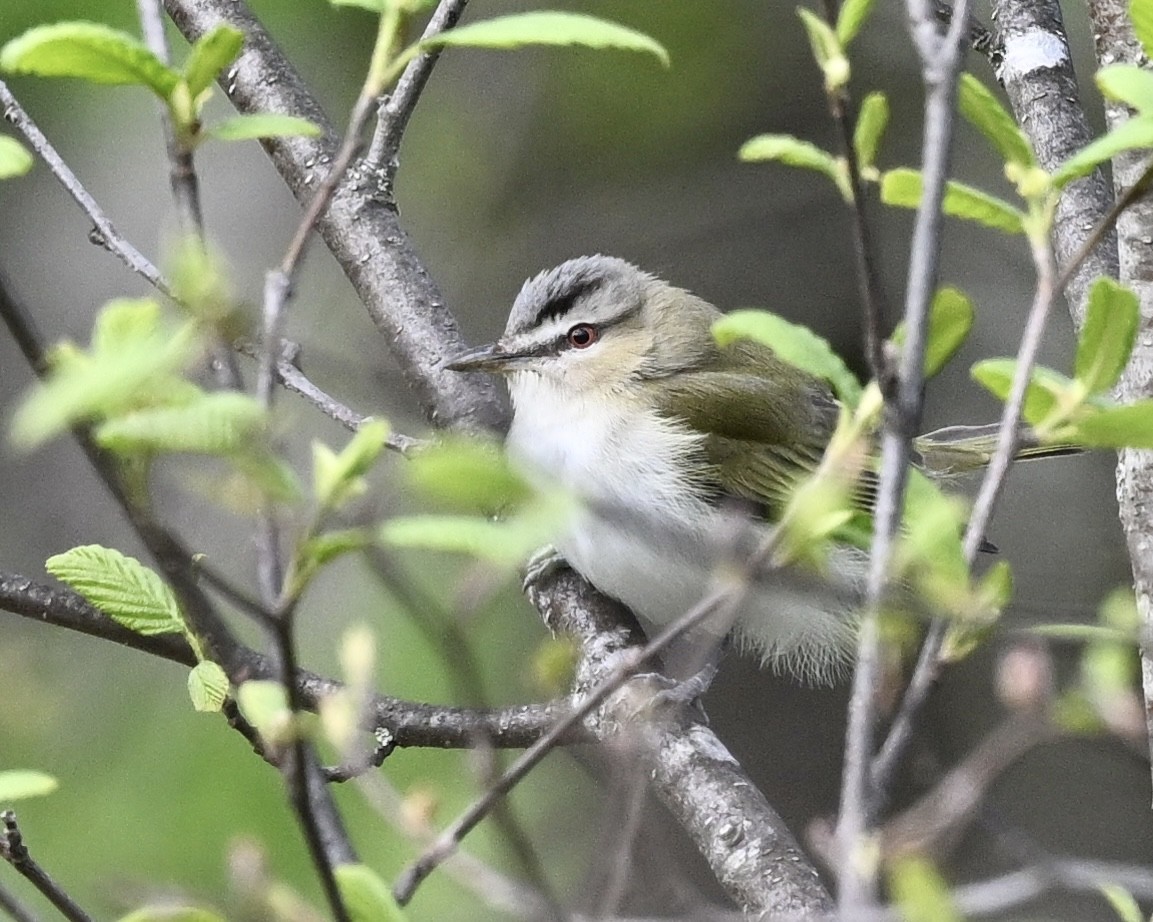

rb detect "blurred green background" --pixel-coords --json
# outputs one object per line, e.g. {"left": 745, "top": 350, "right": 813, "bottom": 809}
{"left": 0, "top": 1, "right": 1149, "bottom": 919}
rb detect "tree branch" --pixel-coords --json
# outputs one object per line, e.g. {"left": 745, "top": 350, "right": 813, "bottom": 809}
{"left": 0, "top": 812, "right": 92, "bottom": 922}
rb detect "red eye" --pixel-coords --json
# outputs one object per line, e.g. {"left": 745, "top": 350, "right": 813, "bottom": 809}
{"left": 567, "top": 324, "right": 598, "bottom": 349}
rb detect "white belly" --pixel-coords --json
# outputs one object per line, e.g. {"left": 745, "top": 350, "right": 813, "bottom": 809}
{"left": 506, "top": 374, "right": 858, "bottom": 682}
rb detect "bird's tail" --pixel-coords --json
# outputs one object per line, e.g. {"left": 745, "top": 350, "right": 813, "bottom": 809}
{"left": 913, "top": 423, "right": 1083, "bottom": 477}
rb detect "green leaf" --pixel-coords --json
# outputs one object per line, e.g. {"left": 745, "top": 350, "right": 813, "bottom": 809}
{"left": 899, "top": 470, "right": 968, "bottom": 590}
{"left": 1097, "top": 64, "right": 1153, "bottom": 113}
{"left": 92, "top": 297, "right": 162, "bottom": 351}
{"left": 95, "top": 391, "right": 266, "bottom": 456}
{"left": 1075, "top": 277, "right": 1139, "bottom": 393}
{"left": 1099, "top": 883, "right": 1143, "bottom": 922}
{"left": 405, "top": 437, "right": 533, "bottom": 511}
{"left": 739, "top": 133, "right": 849, "bottom": 199}
{"left": 236, "top": 680, "right": 293, "bottom": 745}
{"left": 853, "top": 92, "right": 889, "bottom": 171}
{"left": 0, "top": 22, "right": 179, "bottom": 98}
{"left": 188, "top": 661, "right": 229, "bottom": 713}
{"left": 419, "top": 12, "right": 670, "bottom": 67}
{"left": 836, "top": 0, "right": 877, "bottom": 45}
{"left": 0, "top": 770, "right": 58, "bottom": 801}
{"left": 118, "top": 907, "right": 227, "bottom": 922}
{"left": 970, "top": 359, "right": 1075, "bottom": 425}
{"left": 881, "top": 168, "right": 1025, "bottom": 234}
{"left": 329, "top": 0, "right": 389, "bottom": 10}
{"left": 888, "top": 855, "right": 961, "bottom": 922}
{"left": 183, "top": 24, "right": 244, "bottom": 100}
{"left": 1030, "top": 623, "right": 1134, "bottom": 644}
{"left": 892, "top": 287, "right": 974, "bottom": 378}
{"left": 0, "top": 136, "right": 33, "bottom": 179}
{"left": 1053, "top": 116, "right": 1153, "bottom": 187}
{"left": 313, "top": 419, "right": 390, "bottom": 510}
{"left": 46, "top": 545, "right": 184, "bottom": 636}
{"left": 1069, "top": 400, "right": 1153, "bottom": 448}
{"left": 796, "top": 7, "right": 849, "bottom": 90}
{"left": 206, "top": 113, "right": 323, "bottom": 142}
{"left": 958, "top": 73, "right": 1035, "bottom": 166}
{"left": 713, "top": 309, "right": 863, "bottom": 405}
{"left": 1133, "top": 0, "right": 1153, "bottom": 60}
{"left": 335, "top": 864, "right": 407, "bottom": 922}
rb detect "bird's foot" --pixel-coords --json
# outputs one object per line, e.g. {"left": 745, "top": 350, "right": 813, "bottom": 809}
{"left": 522, "top": 544, "right": 569, "bottom": 592}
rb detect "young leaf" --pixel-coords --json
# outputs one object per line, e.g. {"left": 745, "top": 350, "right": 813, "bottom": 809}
{"left": 835, "top": 0, "right": 877, "bottom": 46}
{"left": 380, "top": 514, "right": 546, "bottom": 565}
{"left": 313, "top": 419, "right": 390, "bottom": 510}
{"left": 0, "top": 22, "right": 179, "bottom": 98}
{"left": 888, "top": 855, "right": 962, "bottom": 922}
{"left": 1053, "top": 116, "right": 1153, "bottom": 187}
{"left": 95, "top": 391, "right": 266, "bottom": 456}
{"left": 1068, "top": 401, "right": 1153, "bottom": 448}
{"left": 188, "top": 661, "right": 229, "bottom": 713}
{"left": 881, "top": 169, "right": 1025, "bottom": 234}
{"left": 970, "top": 359, "right": 1073, "bottom": 425}
{"left": 329, "top": 0, "right": 390, "bottom": 10}
{"left": 335, "top": 863, "right": 408, "bottom": 922}
{"left": 1133, "top": 0, "right": 1153, "bottom": 61}
{"left": 418, "top": 12, "right": 670, "bottom": 67}
{"left": 0, "top": 770, "right": 58, "bottom": 802}
{"left": 739, "top": 134, "right": 850, "bottom": 199}
{"left": 796, "top": 8, "right": 849, "bottom": 90}
{"left": 205, "top": 113, "right": 323, "bottom": 142}
{"left": 183, "top": 24, "right": 244, "bottom": 100}
{"left": 1097, "top": 64, "right": 1153, "bottom": 113}
{"left": 0, "top": 136, "right": 33, "bottom": 179}
{"left": 1075, "top": 277, "right": 1138, "bottom": 394}
{"left": 1099, "top": 884, "right": 1143, "bottom": 922}
{"left": 853, "top": 92, "right": 889, "bottom": 172}
{"left": 236, "top": 680, "right": 293, "bottom": 746}
{"left": 46, "top": 545, "right": 184, "bottom": 636}
{"left": 713, "top": 309, "right": 863, "bottom": 405}
{"left": 891, "top": 287, "right": 974, "bottom": 378}
{"left": 957, "top": 73, "right": 1035, "bottom": 167}
{"left": 405, "top": 437, "right": 533, "bottom": 511}
{"left": 118, "top": 906, "right": 227, "bottom": 922}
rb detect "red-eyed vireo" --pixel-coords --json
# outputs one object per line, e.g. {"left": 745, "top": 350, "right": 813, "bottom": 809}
{"left": 445, "top": 256, "right": 1059, "bottom": 681}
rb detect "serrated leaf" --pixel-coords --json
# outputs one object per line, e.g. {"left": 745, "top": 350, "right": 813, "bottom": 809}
{"left": 881, "top": 168, "right": 1025, "bottom": 234}
{"left": 1068, "top": 400, "right": 1153, "bottom": 448}
{"left": 0, "top": 770, "right": 58, "bottom": 801}
{"left": 1133, "top": 0, "right": 1153, "bottom": 60}
{"left": 1099, "top": 883, "right": 1143, "bottom": 922}
{"left": 888, "top": 855, "right": 961, "bottom": 922}
{"left": 46, "top": 545, "right": 184, "bottom": 636}
{"left": 206, "top": 113, "right": 323, "bottom": 142}
{"left": 405, "top": 437, "right": 533, "bottom": 511}
{"left": 313, "top": 419, "right": 389, "bottom": 510}
{"left": 118, "top": 906, "right": 227, "bottom": 922}
{"left": 335, "top": 863, "right": 407, "bottom": 922}
{"left": 836, "top": 0, "right": 876, "bottom": 45}
{"left": 970, "top": 359, "right": 1075, "bottom": 426}
{"left": 236, "top": 680, "right": 293, "bottom": 745}
{"left": 183, "top": 24, "right": 244, "bottom": 100}
{"left": 419, "top": 12, "right": 669, "bottom": 67}
{"left": 95, "top": 392, "right": 266, "bottom": 456}
{"left": 853, "top": 92, "right": 889, "bottom": 171}
{"left": 712, "top": 309, "right": 862, "bottom": 406}
{"left": 0, "top": 22, "right": 179, "bottom": 98}
{"left": 0, "top": 136, "right": 33, "bottom": 179}
{"left": 1075, "top": 277, "right": 1139, "bottom": 393}
{"left": 1053, "top": 116, "right": 1153, "bottom": 187}
{"left": 958, "top": 73, "right": 1035, "bottom": 166}
{"left": 188, "top": 661, "right": 229, "bottom": 713}
{"left": 1097, "top": 64, "right": 1153, "bottom": 113}
{"left": 739, "top": 133, "right": 850, "bottom": 198}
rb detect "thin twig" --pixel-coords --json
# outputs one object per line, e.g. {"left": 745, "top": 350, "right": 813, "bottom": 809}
{"left": 0, "top": 81, "right": 169, "bottom": 295}
{"left": 836, "top": 0, "right": 972, "bottom": 910}
{"left": 0, "top": 813, "right": 92, "bottom": 922}
{"left": 0, "top": 880, "right": 38, "bottom": 922}
{"left": 366, "top": 0, "right": 471, "bottom": 177}
{"left": 394, "top": 527, "right": 782, "bottom": 905}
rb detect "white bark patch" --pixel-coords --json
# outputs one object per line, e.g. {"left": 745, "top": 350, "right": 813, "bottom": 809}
{"left": 1002, "top": 30, "right": 1070, "bottom": 80}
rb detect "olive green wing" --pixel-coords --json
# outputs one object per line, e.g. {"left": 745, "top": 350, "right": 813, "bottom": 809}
{"left": 641, "top": 352, "right": 840, "bottom": 517}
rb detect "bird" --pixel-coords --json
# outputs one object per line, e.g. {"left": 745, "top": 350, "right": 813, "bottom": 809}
{"left": 445, "top": 255, "right": 1067, "bottom": 682}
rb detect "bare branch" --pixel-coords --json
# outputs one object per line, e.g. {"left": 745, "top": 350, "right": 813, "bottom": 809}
{"left": 0, "top": 812, "right": 92, "bottom": 922}
{"left": 0, "top": 81, "right": 169, "bottom": 295}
